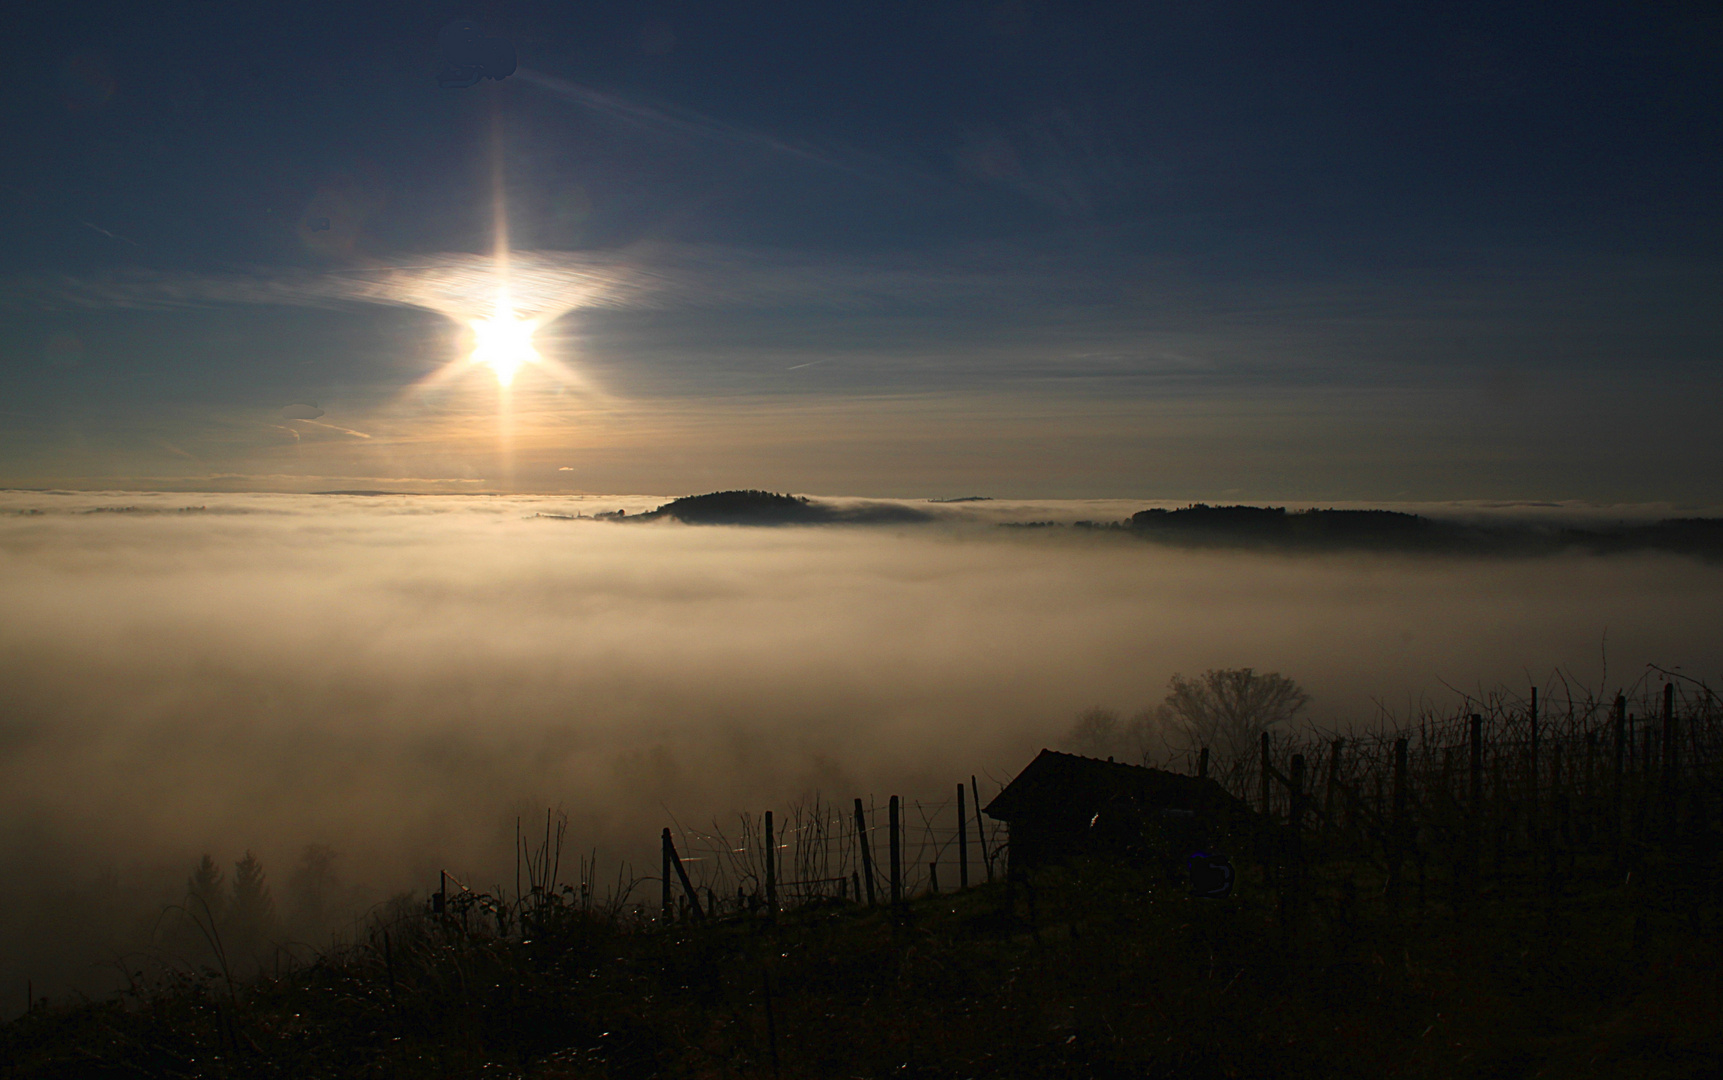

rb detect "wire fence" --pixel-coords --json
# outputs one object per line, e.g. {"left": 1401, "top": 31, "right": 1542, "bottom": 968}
{"left": 661, "top": 789, "right": 1010, "bottom": 920}
{"left": 424, "top": 669, "right": 1722, "bottom": 933}
{"left": 650, "top": 670, "right": 1723, "bottom": 924}
{"left": 1241, "top": 671, "right": 1721, "bottom": 826}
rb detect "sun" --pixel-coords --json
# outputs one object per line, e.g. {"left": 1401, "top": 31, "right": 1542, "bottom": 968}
{"left": 468, "top": 304, "right": 540, "bottom": 386}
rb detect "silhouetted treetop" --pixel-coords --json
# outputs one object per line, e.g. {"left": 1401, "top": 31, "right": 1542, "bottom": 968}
{"left": 1128, "top": 505, "right": 1432, "bottom": 547}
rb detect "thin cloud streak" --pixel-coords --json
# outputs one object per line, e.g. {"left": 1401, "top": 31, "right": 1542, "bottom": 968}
{"left": 515, "top": 69, "right": 947, "bottom": 195}
{"left": 20, "top": 241, "right": 1713, "bottom": 396}
{"left": 295, "top": 419, "right": 372, "bottom": 439}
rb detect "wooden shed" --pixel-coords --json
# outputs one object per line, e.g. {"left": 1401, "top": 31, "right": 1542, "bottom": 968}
{"left": 982, "top": 749, "right": 1253, "bottom": 872}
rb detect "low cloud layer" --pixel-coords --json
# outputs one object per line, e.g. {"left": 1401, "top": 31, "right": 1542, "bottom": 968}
{"left": 3, "top": 491, "right": 1721, "bottom": 998}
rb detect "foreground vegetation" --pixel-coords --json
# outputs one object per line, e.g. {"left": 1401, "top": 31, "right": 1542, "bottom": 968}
{"left": 4, "top": 828, "right": 1718, "bottom": 1079}
{"left": 9, "top": 672, "right": 1719, "bottom": 1077}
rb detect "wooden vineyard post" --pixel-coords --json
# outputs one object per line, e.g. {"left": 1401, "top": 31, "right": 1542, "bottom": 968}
{"left": 661, "top": 831, "right": 673, "bottom": 922}
{"left": 929, "top": 862, "right": 939, "bottom": 894}
{"left": 889, "top": 795, "right": 902, "bottom": 905}
{"left": 1627, "top": 710, "right": 1635, "bottom": 774}
{"left": 1613, "top": 694, "right": 1626, "bottom": 866}
{"left": 1584, "top": 729, "right": 1596, "bottom": 815}
{"left": 1285, "top": 753, "right": 1306, "bottom": 934}
{"left": 972, "top": 776, "right": 992, "bottom": 883}
{"left": 1389, "top": 737, "right": 1408, "bottom": 909}
{"left": 1636, "top": 723, "right": 1651, "bottom": 842}
{"left": 854, "top": 798, "right": 877, "bottom": 906}
{"left": 1469, "top": 714, "right": 1483, "bottom": 901}
{"left": 1529, "top": 687, "right": 1539, "bottom": 853}
{"left": 1257, "top": 731, "right": 1273, "bottom": 876}
{"left": 1324, "top": 739, "right": 1342, "bottom": 854}
{"left": 1493, "top": 756, "right": 1505, "bottom": 883}
{"left": 764, "top": 810, "right": 777, "bottom": 913}
{"left": 1548, "top": 737, "right": 1566, "bottom": 917}
{"left": 1551, "top": 742, "right": 1565, "bottom": 844}
{"left": 662, "top": 828, "right": 705, "bottom": 921}
{"left": 1260, "top": 732, "right": 1273, "bottom": 820}
{"left": 957, "top": 784, "right": 969, "bottom": 889}
{"left": 1663, "top": 682, "right": 1678, "bottom": 835}
{"left": 1198, "top": 746, "right": 1210, "bottom": 779}
{"left": 1440, "top": 746, "right": 1454, "bottom": 809}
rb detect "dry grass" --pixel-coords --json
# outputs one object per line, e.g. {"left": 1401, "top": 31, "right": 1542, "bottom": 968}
{"left": 4, "top": 672, "right": 1720, "bottom": 1078}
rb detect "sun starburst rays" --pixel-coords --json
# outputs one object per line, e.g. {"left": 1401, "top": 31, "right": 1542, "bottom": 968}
{"left": 468, "top": 302, "right": 541, "bottom": 386}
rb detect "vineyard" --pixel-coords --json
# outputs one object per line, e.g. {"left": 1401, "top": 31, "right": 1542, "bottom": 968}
{"left": 6, "top": 672, "right": 1722, "bottom": 1078}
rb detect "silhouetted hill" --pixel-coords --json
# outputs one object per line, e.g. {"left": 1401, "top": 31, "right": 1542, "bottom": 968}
{"left": 1570, "top": 516, "right": 1723, "bottom": 558}
{"left": 1123, "top": 504, "right": 1723, "bottom": 559}
{"left": 1128, "top": 505, "right": 1458, "bottom": 551}
{"left": 632, "top": 490, "right": 932, "bottom": 526}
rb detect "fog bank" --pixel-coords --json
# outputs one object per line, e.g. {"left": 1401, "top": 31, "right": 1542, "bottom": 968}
{"left": 3, "top": 491, "right": 1721, "bottom": 999}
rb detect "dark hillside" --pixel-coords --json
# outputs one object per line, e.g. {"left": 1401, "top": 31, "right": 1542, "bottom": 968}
{"left": 1125, "top": 505, "right": 1723, "bottom": 559}
{"left": 1128, "top": 504, "right": 1466, "bottom": 552}
{"left": 9, "top": 678, "right": 1723, "bottom": 1079}
{"left": 5, "top": 848, "right": 1717, "bottom": 1079}
{"left": 632, "top": 490, "right": 932, "bottom": 525}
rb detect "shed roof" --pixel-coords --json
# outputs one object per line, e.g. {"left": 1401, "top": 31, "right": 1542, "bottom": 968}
{"left": 982, "top": 748, "right": 1247, "bottom": 822}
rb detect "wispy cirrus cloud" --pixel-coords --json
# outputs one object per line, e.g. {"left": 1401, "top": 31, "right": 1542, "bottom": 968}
{"left": 514, "top": 69, "right": 952, "bottom": 197}
{"left": 9, "top": 237, "right": 1719, "bottom": 470}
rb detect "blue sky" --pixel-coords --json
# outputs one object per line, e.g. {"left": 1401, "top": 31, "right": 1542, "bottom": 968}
{"left": 2, "top": 1, "right": 1718, "bottom": 498}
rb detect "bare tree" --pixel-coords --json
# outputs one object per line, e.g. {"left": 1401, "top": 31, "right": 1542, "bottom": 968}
{"left": 1063, "top": 706, "right": 1159, "bottom": 763}
{"left": 1064, "top": 706, "right": 1121, "bottom": 757}
{"left": 1157, "top": 668, "right": 1310, "bottom": 763}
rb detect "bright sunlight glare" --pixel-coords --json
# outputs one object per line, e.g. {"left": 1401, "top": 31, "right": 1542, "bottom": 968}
{"left": 468, "top": 303, "right": 541, "bottom": 387}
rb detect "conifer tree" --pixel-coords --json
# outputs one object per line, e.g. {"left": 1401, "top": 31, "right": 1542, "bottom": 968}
{"left": 186, "top": 854, "right": 225, "bottom": 919}
{"left": 229, "top": 851, "right": 276, "bottom": 964}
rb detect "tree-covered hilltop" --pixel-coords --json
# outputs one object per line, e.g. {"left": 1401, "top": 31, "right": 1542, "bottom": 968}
{"left": 587, "top": 492, "right": 1723, "bottom": 558}
{"left": 636, "top": 490, "right": 824, "bottom": 524}
{"left": 628, "top": 490, "right": 932, "bottom": 525}
{"left": 1126, "top": 505, "right": 1450, "bottom": 549}
{"left": 1123, "top": 504, "right": 1723, "bottom": 558}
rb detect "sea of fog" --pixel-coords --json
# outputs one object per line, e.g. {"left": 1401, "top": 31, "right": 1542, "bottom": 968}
{"left": 3, "top": 490, "right": 1722, "bottom": 999}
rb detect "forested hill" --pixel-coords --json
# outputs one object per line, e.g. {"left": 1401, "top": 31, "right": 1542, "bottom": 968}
{"left": 627, "top": 490, "right": 932, "bottom": 525}
{"left": 1125, "top": 505, "right": 1449, "bottom": 550}
{"left": 1122, "top": 504, "right": 1723, "bottom": 558}
{"left": 604, "top": 492, "right": 1723, "bottom": 559}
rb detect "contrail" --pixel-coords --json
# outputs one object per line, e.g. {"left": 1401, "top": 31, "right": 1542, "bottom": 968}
{"left": 515, "top": 69, "right": 940, "bottom": 192}
{"left": 296, "top": 419, "right": 373, "bottom": 439}
{"left": 82, "top": 221, "right": 142, "bottom": 247}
